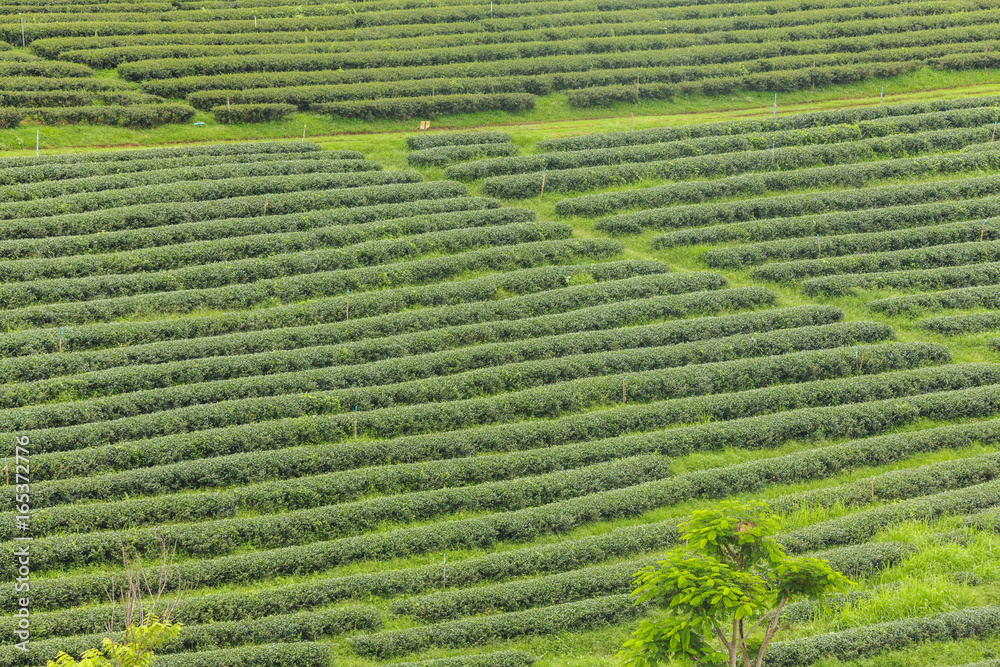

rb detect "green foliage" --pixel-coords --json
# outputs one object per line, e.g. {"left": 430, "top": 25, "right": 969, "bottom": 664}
{"left": 406, "top": 131, "right": 513, "bottom": 150}
{"left": 617, "top": 502, "right": 853, "bottom": 667}
{"left": 313, "top": 93, "right": 537, "bottom": 120}
{"left": 210, "top": 103, "right": 297, "bottom": 123}
{"left": 653, "top": 197, "right": 1000, "bottom": 248}
{"left": 538, "top": 97, "right": 1000, "bottom": 151}
{"left": 408, "top": 142, "right": 518, "bottom": 167}
{"left": 485, "top": 127, "right": 991, "bottom": 199}
{"left": 559, "top": 148, "right": 1000, "bottom": 216}
{"left": 592, "top": 172, "right": 1000, "bottom": 234}
{"left": 764, "top": 606, "right": 1000, "bottom": 666}
{"left": 44, "top": 615, "right": 182, "bottom": 667}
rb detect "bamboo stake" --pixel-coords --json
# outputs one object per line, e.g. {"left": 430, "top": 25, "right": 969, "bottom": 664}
{"left": 263, "top": 194, "right": 269, "bottom": 215}
{"left": 346, "top": 288, "right": 350, "bottom": 321}
{"left": 353, "top": 406, "right": 358, "bottom": 438}
{"left": 540, "top": 167, "right": 547, "bottom": 196}
{"left": 622, "top": 376, "right": 627, "bottom": 405}
{"left": 982, "top": 220, "right": 987, "bottom": 242}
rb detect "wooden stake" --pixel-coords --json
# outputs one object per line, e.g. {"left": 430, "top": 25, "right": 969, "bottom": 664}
{"left": 816, "top": 234, "right": 821, "bottom": 256}
{"left": 859, "top": 351, "right": 865, "bottom": 371}
{"left": 982, "top": 220, "right": 987, "bottom": 242}
{"left": 302, "top": 122, "right": 307, "bottom": 141}
{"left": 622, "top": 377, "right": 627, "bottom": 405}
{"left": 353, "top": 406, "right": 358, "bottom": 438}
{"left": 346, "top": 288, "right": 350, "bottom": 321}
{"left": 263, "top": 194, "right": 269, "bottom": 215}
{"left": 540, "top": 168, "right": 547, "bottom": 197}
{"left": 21, "top": 17, "right": 25, "bottom": 48}
{"left": 993, "top": 121, "right": 997, "bottom": 142}
{"left": 871, "top": 476, "right": 875, "bottom": 500}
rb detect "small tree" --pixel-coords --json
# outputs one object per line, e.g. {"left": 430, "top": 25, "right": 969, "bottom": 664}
{"left": 617, "top": 501, "right": 853, "bottom": 667}
{"left": 47, "top": 540, "right": 185, "bottom": 667}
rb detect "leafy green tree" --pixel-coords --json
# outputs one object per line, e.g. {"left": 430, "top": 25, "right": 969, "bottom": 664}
{"left": 617, "top": 501, "right": 853, "bottom": 667}
{"left": 47, "top": 541, "right": 185, "bottom": 667}
{"left": 46, "top": 616, "right": 182, "bottom": 667}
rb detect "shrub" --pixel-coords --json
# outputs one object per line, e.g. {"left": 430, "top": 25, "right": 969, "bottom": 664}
{"left": 211, "top": 103, "right": 296, "bottom": 123}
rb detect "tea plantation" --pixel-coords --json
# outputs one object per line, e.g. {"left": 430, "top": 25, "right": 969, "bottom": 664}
{"left": 4, "top": 44, "right": 1000, "bottom": 666}
{"left": 2, "top": 0, "right": 1000, "bottom": 125}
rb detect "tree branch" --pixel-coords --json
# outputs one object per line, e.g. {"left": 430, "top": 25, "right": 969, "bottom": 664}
{"left": 755, "top": 594, "right": 789, "bottom": 667}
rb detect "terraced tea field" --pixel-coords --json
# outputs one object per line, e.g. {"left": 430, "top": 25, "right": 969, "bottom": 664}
{"left": 6, "top": 0, "right": 1000, "bottom": 127}
{"left": 5, "top": 93, "right": 1000, "bottom": 667}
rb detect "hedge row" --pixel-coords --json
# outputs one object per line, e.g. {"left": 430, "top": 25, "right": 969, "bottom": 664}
{"left": 29, "top": 0, "right": 968, "bottom": 57}
{"left": 2, "top": 285, "right": 801, "bottom": 394}
{"left": 211, "top": 102, "right": 297, "bottom": 123}
{"left": 703, "top": 219, "right": 1000, "bottom": 269}
{"left": 485, "top": 127, "right": 992, "bottom": 198}
{"left": 771, "top": 450, "right": 1000, "bottom": 520}
{"left": 350, "top": 594, "right": 638, "bottom": 659}
{"left": 447, "top": 125, "right": 862, "bottom": 180}
{"left": 0, "top": 140, "right": 320, "bottom": 171}
{"left": 408, "top": 142, "right": 519, "bottom": 167}
{"left": 407, "top": 131, "right": 512, "bottom": 150}
{"left": 0, "top": 196, "right": 501, "bottom": 261}
{"left": 0, "top": 421, "right": 708, "bottom": 536}
{"left": 0, "top": 457, "right": 672, "bottom": 576}
{"left": 0, "top": 607, "right": 377, "bottom": 667}
{"left": 919, "top": 312, "right": 1000, "bottom": 335}
{"left": 23, "top": 361, "right": 993, "bottom": 498}
{"left": 0, "top": 180, "right": 467, "bottom": 241}
{"left": 22, "top": 370, "right": 935, "bottom": 532}
{"left": 1, "top": 387, "right": 989, "bottom": 611}
{"left": 0, "top": 148, "right": 363, "bottom": 191}
{"left": 0, "top": 321, "right": 892, "bottom": 437}
{"left": 653, "top": 197, "right": 1000, "bottom": 248}
{"left": 1, "top": 340, "right": 935, "bottom": 455}
{"left": 558, "top": 147, "right": 1000, "bottom": 217}
{"left": 30, "top": 356, "right": 984, "bottom": 489}
{"left": 0, "top": 281, "right": 785, "bottom": 396}
{"left": 764, "top": 606, "right": 1000, "bottom": 666}
{"left": 22, "top": 104, "right": 195, "bottom": 128}
{"left": 753, "top": 240, "right": 1000, "bottom": 283}
{"left": 0, "top": 261, "right": 667, "bottom": 358}
{"left": 188, "top": 76, "right": 549, "bottom": 111}
{"left": 870, "top": 284, "right": 1000, "bottom": 315}
{"left": 563, "top": 61, "right": 918, "bottom": 106}
{"left": 0, "top": 238, "right": 621, "bottom": 329}
{"left": 0, "top": 169, "right": 423, "bottom": 221}
{"left": 1, "top": 0, "right": 695, "bottom": 43}
{"left": 0, "top": 89, "right": 163, "bottom": 108}
{"left": 1, "top": 519, "right": 680, "bottom": 632}
{"left": 0, "top": 155, "right": 380, "bottom": 205}
{"left": 778, "top": 478, "right": 1000, "bottom": 555}
{"left": 0, "top": 221, "right": 572, "bottom": 306}
{"left": 590, "top": 172, "right": 1000, "bottom": 233}
{"left": 383, "top": 652, "right": 537, "bottom": 667}
{"left": 538, "top": 94, "right": 1000, "bottom": 151}
{"left": 116, "top": 30, "right": 924, "bottom": 81}
{"left": 393, "top": 541, "right": 917, "bottom": 623}
{"left": 802, "top": 261, "right": 1000, "bottom": 297}
{"left": 59, "top": 3, "right": 989, "bottom": 69}
{"left": 154, "top": 643, "right": 331, "bottom": 667}
{"left": 313, "top": 93, "right": 537, "bottom": 120}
